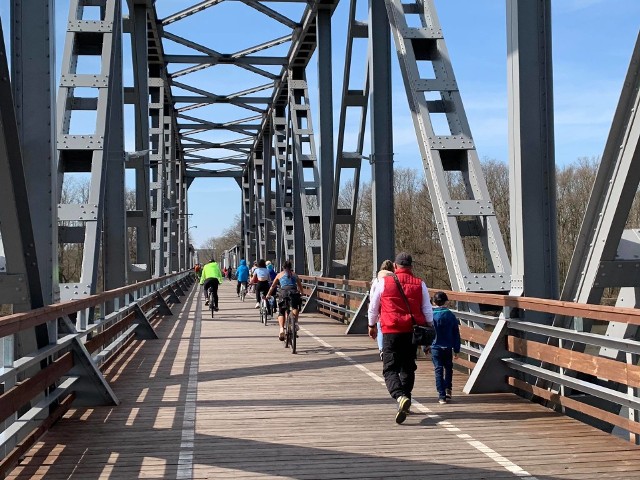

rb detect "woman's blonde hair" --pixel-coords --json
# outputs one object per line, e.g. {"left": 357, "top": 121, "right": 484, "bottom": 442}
{"left": 379, "top": 259, "right": 394, "bottom": 272}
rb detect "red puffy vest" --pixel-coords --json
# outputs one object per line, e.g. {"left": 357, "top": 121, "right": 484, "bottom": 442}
{"left": 379, "top": 268, "right": 427, "bottom": 334}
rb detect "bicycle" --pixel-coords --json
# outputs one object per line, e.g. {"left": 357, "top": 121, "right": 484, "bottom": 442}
{"left": 239, "top": 282, "right": 247, "bottom": 302}
{"left": 207, "top": 287, "right": 216, "bottom": 318}
{"left": 259, "top": 293, "right": 272, "bottom": 326}
{"left": 282, "top": 296, "right": 298, "bottom": 354}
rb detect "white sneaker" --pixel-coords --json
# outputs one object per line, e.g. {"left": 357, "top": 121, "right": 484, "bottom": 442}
{"left": 255, "top": 302, "right": 260, "bottom": 308}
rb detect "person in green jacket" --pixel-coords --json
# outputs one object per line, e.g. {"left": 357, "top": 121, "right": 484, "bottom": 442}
{"left": 200, "top": 258, "right": 223, "bottom": 311}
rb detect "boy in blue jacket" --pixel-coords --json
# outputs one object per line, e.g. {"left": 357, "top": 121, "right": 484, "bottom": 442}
{"left": 431, "top": 291, "right": 461, "bottom": 404}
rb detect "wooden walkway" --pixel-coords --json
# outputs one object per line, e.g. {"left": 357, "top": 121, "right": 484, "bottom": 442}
{"left": 8, "top": 282, "right": 640, "bottom": 479}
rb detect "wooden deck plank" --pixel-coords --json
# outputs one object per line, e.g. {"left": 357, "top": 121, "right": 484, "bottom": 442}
{"left": 7, "top": 282, "right": 640, "bottom": 479}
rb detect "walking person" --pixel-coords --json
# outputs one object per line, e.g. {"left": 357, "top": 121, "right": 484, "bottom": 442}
{"left": 367, "top": 252, "right": 433, "bottom": 424}
{"left": 368, "top": 260, "right": 395, "bottom": 361}
{"left": 430, "top": 291, "right": 461, "bottom": 404}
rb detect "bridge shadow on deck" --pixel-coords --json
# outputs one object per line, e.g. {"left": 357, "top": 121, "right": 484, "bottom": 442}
{"left": 8, "top": 283, "right": 639, "bottom": 479}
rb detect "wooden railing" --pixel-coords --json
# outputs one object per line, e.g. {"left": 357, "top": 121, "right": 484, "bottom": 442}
{"left": 303, "top": 277, "right": 640, "bottom": 443}
{"left": 0, "top": 272, "right": 194, "bottom": 476}
{"left": 299, "top": 275, "right": 370, "bottom": 331}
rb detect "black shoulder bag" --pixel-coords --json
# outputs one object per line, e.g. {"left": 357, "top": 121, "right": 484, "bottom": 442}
{"left": 392, "top": 275, "right": 435, "bottom": 346}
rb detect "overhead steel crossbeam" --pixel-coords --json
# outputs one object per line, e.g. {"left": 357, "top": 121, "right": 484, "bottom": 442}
{"left": 158, "top": 1, "right": 306, "bottom": 177}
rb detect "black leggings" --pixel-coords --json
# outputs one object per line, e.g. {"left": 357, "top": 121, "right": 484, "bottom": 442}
{"left": 203, "top": 278, "right": 219, "bottom": 307}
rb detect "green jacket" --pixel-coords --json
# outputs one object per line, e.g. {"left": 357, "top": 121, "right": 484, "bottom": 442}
{"left": 200, "top": 261, "right": 223, "bottom": 284}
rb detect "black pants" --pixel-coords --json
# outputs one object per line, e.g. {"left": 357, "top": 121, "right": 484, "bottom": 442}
{"left": 382, "top": 332, "right": 416, "bottom": 400}
{"left": 203, "top": 278, "right": 219, "bottom": 307}
{"left": 236, "top": 280, "right": 247, "bottom": 295}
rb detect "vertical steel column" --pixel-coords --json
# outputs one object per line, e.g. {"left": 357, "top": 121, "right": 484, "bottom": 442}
{"left": 507, "top": 0, "right": 558, "bottom": 300}
{"left": 369, "top": 0, "right": 395, "bottom": 274}
{"left": 272, "top": 106, "right": 294, "bottom": 266}
{"left": 149, "top": 74, "right": 166, "bottom": 277}
{"left": 103, "top": 3, "right": 127, "bottom": 294}
{"left": 327, "top": 0, "right": 369, "bottom": 278}
{"left": 177, "top": 160, "right": 187, "bottom": 270}
{"left": 11, "top": 0, "right": 57, "bottom": 306}
{"left": 0, "top": 19, "right": 47, "bottom": 359}
{"left": 248, "top": 159, "right": 258, "bottom": 260}
{"left": 242, "top": 167, "right": 252, "bottom": 261}
{"left": 56, "top": 0, "right": 123, "bottom": 318}
{"left": 128, "top": 2, "right": 151, "bottom": 281}
{"left": 254, "top": 150, "right": 266, "bottom": 259}
{"left": 263, "top": 133, "right": 275, "bottom": 260}
{"left": 165, "top": 114, "right": 177, "bottom": 273}
{"left": 317, "top": 8, "right": 334, "bottom": 275}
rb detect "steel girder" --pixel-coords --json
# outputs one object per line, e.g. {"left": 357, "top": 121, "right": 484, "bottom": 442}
{"left": 10, "top": 0, "right": 58, "bottom": 307}
{"left": 0, "top": 19, "right": 50, "bottom": 361}
{"left": 149, "top": 76, "right": 168, "bottom": 277}
{"left": 127, "top": 2, "right": 152, "bottom": 282}
{"left": 288, "top": 71, "right": 322, "bottom": 275}
{"left": 384, "top": 0, "right": 511, "bottom": 293}
{"left": 327, "top": 0, "right": 369, "bottom": 278}
{"left": 56, "top": 0, "right": 126, "bottom": 327}
{"left": 558, "top": 33, "right": 640, "bottom": 343}
{"left": 507, "top": 0, "right": 558, "bottom": 302}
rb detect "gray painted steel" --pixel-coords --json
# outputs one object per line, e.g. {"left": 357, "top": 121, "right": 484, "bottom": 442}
{"left": 10, "top": 0, "right": 57, "bottom": 305}
{"left": 560, "top": 33, "right": 640, "bottom": 310}
{"left": 317, "top": 8, "right": 335, "bottom": 275}
{"left": 507, "top": 0, "right": 558, "bottom": 302}
{"left": 384, "top": 0, "right": 511, "bottom": 292}
{"left": 327, "top": 0, "right": 369, "bottom": 278}
{"left": 56, "top": 0, "right": 122, "bottom": 316}
{"left": 128, "top": 2, "right": 152, "bottom": 282}
{"left": 289, "top": 72, "right": 323, "bottom": 275}
{"left": 369, "top": 0, "right": 395, "bottom": 274}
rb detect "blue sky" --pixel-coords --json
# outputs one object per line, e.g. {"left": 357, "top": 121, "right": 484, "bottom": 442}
{"left": 1, "top": 0, "right": 638, "bottom": 248}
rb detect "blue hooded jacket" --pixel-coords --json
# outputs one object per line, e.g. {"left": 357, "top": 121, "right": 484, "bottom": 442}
{"left": 236, "top": 259, "right": 249, "bottom": 282}
{"left": 267, "top": 264, "right": 277, "bottom": 281}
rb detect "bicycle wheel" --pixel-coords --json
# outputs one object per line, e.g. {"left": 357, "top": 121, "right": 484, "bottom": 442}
{"left": 284, "top": 313, "right": 291, "bottom": 349}
{"left": 209, "top": 291, "right": 215, "bottom": 318}
{"left": 290, "top": 313, "right": 297, "bottom": 354}
{"left": 259, "top": 301, "right": 265, "bottom": 324}
{"left": 240, "top": 285, "right": 246, "bottom": 302}
{"left": 262, "top": 301, "right": 268, "bottom": 326}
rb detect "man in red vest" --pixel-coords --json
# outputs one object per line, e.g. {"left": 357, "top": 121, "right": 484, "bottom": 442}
{"left": 367, "top": 252, "right": 433, "bottom": 424}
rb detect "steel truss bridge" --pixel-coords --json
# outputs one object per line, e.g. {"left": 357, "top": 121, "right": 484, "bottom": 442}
{"left": 0, "top": 0, "right": 639, "bottom": 476}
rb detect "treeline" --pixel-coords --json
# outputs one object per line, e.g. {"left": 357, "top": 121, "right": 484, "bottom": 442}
{"left": 342, "top": 156, "right": 640, "bottom": 292}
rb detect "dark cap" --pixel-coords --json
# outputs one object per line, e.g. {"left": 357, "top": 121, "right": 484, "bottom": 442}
{"left": 394, "top": 252, "right": 412, "bottom": 267}
{"left": 433, "top": 291, "right": 448, "bottom": 305}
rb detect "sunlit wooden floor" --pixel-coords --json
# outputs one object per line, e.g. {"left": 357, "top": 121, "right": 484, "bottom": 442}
{"left": 8, "top": 282, "right": 640, "bottom": 479}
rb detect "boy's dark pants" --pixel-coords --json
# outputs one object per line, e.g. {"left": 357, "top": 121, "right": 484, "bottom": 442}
{"left": 432, "top": 346, "right": 453, "bottom": 399}
{"left": 382, "top": 332, "right": 417, "bottom": 400}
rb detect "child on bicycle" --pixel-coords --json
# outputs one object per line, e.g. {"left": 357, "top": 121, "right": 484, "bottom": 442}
{"left": 266, "top": 260, "right": 304, "bottom": 341}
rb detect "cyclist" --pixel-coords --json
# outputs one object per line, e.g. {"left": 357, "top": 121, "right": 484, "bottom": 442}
{"left": 236, "top": 259, "right": 249, "bottom": 297}
{"left": 200, "top": 257, "right": 223, "bottom": 311}
{"left": 266, "top": 261, "right": 277, "bottom": 282}
{"left": 266, "top": 260, "right": 304, "bottom": 341}
{"left": 251, "top": 259, "right": 272, "bottom": 314}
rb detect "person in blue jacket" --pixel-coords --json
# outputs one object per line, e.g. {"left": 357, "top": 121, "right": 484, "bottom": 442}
{"left": 431, "top": 291, "right": 461, "bottom": 404}
{"left": 236, "top": 259, "right": 250, "bottom": 296}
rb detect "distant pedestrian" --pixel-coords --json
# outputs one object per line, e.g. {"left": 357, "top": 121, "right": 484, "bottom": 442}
{"left": 430, "top": 291, "right": 461, "bottom": 404}
{"left": 368, "top": 259, "right": 395, "bottom": 361}
{"left": 367, "top": 252, "right": 433, "bottom": 424}
{"left": 227, "top": 266, "right": 233, "bottom": 280}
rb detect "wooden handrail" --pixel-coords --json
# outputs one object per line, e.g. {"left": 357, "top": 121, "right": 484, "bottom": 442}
{"left": 0, "top": 271, "right": 190, "bottom": 338}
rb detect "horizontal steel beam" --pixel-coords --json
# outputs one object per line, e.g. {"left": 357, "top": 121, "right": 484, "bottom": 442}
{"left": 165, "top": 55, "right": 287, "bottom": 65}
